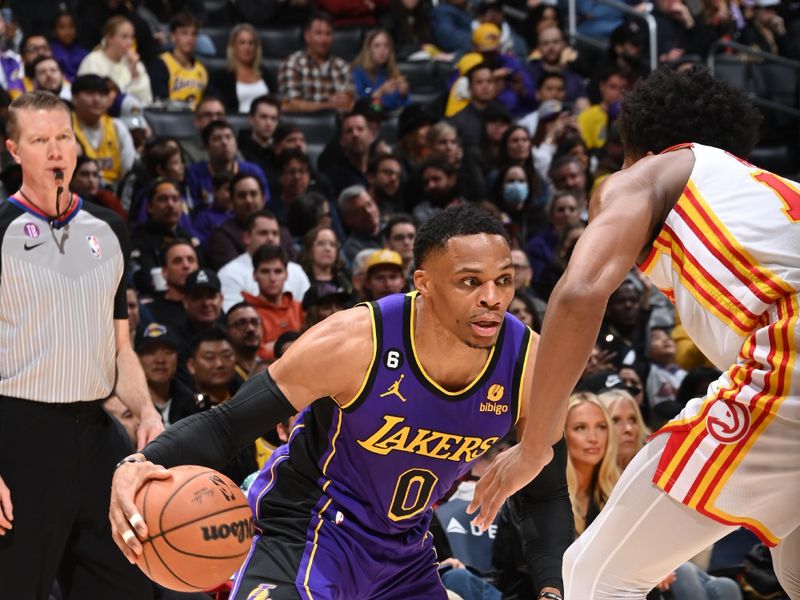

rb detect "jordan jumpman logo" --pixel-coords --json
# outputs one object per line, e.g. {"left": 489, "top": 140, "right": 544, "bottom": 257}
{"left": 380, "top": 374, "right": 407, "bottom": 402}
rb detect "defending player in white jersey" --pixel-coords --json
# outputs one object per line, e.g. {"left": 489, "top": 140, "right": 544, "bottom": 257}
{"left": 469, "top": 66, "right": 800, "bottom": 599}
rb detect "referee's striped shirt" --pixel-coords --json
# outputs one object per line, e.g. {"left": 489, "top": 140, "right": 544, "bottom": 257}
{"left": 0, "top": 195, "right": 129, "bottom": 403}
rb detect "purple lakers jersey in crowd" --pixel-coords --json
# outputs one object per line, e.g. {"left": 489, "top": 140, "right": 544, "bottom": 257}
{"left": 248, "top": 292, "right": 533, "bottom": 536}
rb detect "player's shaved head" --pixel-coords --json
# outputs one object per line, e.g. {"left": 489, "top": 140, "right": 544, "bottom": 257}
{"left": 413, "top": 205, "right": 509, "bottom": 268}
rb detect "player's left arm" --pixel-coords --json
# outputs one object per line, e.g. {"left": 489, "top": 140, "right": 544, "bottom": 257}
{"left": 114, "top": 320, "right": 164, "bottom": 449}
{"left": 508, "top": 335, "right": 573, "bottom": 599}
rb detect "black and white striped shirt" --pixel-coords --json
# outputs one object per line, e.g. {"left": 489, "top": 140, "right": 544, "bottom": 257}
{"left": 0, "top": 196, "right": 129, "bottom": 402}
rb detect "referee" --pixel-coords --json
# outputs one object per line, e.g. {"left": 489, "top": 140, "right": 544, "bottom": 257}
{"left": 0, "top": 92, "right": 163, "bottom": 598}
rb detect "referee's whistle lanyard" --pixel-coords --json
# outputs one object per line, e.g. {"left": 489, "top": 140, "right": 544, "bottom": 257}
{"left": 16, "top": 188, "right": 74, "bottom": 253}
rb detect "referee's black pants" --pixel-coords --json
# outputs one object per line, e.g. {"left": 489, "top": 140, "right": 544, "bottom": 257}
{"left": 0, "top": 396, "right": 154, "bottom": 600}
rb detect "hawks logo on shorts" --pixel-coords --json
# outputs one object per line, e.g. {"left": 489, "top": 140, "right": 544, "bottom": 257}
{"left": 246, "top": 583, "right": 276, "bottom": 600}
{"left": 705, "top": 399, "right": 750, "bottom": 444}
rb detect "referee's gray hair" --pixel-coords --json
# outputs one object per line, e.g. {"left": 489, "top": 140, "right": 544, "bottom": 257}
{"left": 337, "top": 185, "right": 368, "bottom": 213}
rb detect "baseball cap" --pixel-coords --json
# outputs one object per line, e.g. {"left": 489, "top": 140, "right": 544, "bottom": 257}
{"left": 302, "top": 281, "right": 352, "bottom": 310}
{"left": 473, "top": 23, "right": 501, "bottom": 52}
{"left": 184, "top": 268, "right": 221, "bottom": 295}
{"left": 578, "top": 371, "right": 639, "bottom": 396}
{"left": 135, "top": 322, "right": 180, "bottom": 354}
{"left": 366, "top": 249, "right": 404, "bottom": 274}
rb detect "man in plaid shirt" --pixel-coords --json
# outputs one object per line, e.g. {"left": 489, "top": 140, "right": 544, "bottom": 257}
{"left": 279, "top": 12, "right": 355, "bottom": 113}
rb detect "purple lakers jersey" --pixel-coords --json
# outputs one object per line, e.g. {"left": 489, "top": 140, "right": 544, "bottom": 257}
{"left": 248, "top": 292, "right": 533, "bottom": 536}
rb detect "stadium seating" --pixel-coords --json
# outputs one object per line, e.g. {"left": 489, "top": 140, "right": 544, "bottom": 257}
{"left": 281, "top": 111, "right": 339, "bottom": 145}
{"left": 144, "top": 109, "right": 196, "bottom": 139}
{"left": 260, "top": 27, "right": 304, "bottom": 58}
{"left": 330, "top": 28, "right": 365, "bottom": 62}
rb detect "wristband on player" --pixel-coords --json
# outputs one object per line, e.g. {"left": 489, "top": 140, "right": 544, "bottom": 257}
{"left": 539, "top": 593, "right": 563, "bottom": 600}
{"left": 115, "top": 456, "right": 144, "bottom": 470}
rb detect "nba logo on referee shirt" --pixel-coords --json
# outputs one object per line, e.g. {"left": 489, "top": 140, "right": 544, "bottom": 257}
{"left": 86, "top": 235, "right": 102, "bottom": 258}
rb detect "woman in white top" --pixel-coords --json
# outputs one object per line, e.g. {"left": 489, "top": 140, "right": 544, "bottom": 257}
{"left": 78, "top": 16, "right": 153, "bottom": 107}
{"left": 212, "top": 23, "right": 275, "bottom": 114}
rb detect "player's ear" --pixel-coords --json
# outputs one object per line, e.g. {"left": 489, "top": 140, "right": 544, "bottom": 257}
{"left": 413, "top": 268, "right": 429, "bottom": 295}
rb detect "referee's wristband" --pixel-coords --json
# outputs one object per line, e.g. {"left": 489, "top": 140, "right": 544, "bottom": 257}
{"left": 539, "top": 593, "right": 563, "bottom": 600}
{"left": 115, "top": 456, "right": 144, "bottom": 470}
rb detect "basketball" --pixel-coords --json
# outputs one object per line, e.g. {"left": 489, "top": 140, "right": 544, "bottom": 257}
{"left": 133, "top": 465, "right": 254, "bottom": 592}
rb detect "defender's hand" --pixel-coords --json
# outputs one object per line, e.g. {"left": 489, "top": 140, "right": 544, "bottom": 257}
{"left": 467, "top": 443, "right": 553, "bottom": 531}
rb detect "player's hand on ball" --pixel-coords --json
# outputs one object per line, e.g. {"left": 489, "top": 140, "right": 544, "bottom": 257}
{"left": 109, "top": 456, "right": 172, "bottom": 563}
{"left": 467, "top": 443, "right": 553, "bottom": 531}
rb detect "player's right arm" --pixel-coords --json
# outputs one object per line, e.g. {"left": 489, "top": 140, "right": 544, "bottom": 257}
{"left": 469, "top": 151, "right": 693, "bottom": 530}
{"left": 109, "top": 306, "right": 374, "bottom": 561}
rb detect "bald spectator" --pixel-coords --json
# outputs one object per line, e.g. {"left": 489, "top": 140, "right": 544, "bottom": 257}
{"left": 279, "top": 12, "right": 355, "bottom": 113}
{"left": 338, "top": 185, "right": 382, "bottom": 264}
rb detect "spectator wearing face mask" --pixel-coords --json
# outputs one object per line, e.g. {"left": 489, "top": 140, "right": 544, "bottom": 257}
{"left": 492, "top": 163, "right": 547, "bottom": 244}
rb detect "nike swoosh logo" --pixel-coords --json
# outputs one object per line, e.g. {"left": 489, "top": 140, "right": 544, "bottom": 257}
{"left": 24, "top": 241, "right": 45, "bottom": 251}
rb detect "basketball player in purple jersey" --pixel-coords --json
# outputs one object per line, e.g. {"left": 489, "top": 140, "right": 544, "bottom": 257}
{"left": 110, "top": 205, "right": 573, "bottom": 600}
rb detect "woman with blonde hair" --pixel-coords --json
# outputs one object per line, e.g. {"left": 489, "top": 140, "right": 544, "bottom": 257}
{"left": 351, "top": 28, "right": 409, "bottom": 111}
{"left": 599, "top": 389, "right": 649, "bottom": 471}
{"left": 564, "top": 392, "right": 620, "bottom": 535}
{"left": 212, "top": 23, "right": 276, "bottom": 113}
{"left": 77, "top": 15, "right": 152, "bottom": 106}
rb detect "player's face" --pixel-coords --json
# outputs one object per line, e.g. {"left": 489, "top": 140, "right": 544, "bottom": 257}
{"left": 609, "top": 399, "right": 640, "bottom": 462}
{"left": 417, "top": 234, "right": 514, "bottom": 349}
{"left": 7, "top": 107, "right": 77, "bottom": 191}
{"left": 565, "top": 402, "right": 609, "bottom": 469}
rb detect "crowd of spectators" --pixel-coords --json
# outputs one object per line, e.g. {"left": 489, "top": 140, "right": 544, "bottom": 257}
{"left": 0, "top": 0, "right": 793, "bottom": 598}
